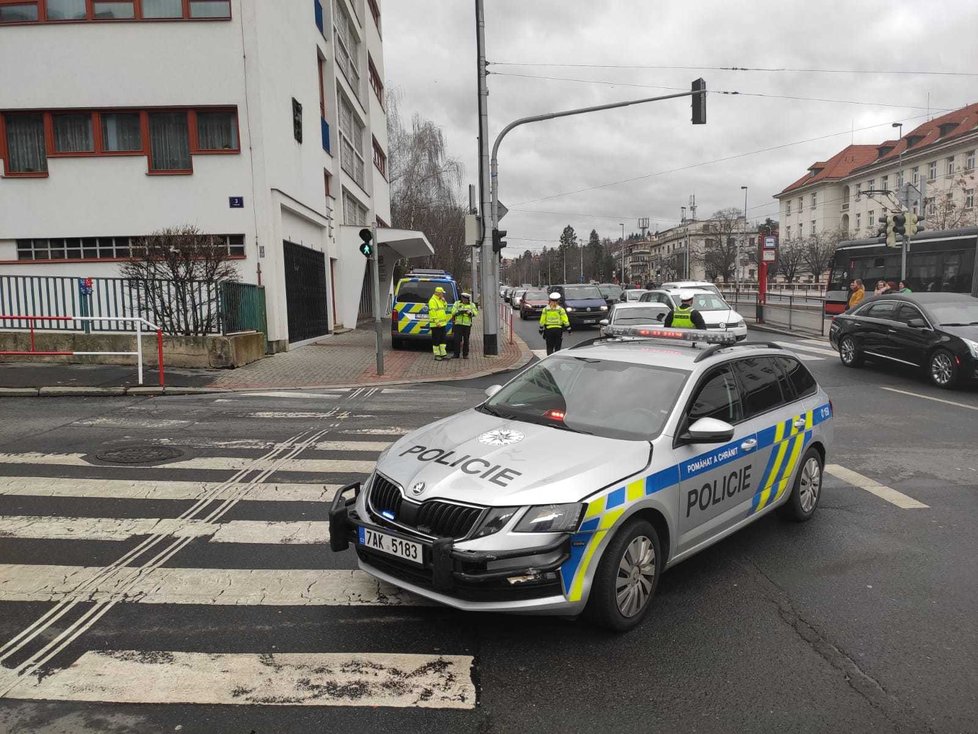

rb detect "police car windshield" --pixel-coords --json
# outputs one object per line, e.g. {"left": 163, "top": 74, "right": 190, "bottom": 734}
{"left": 397, "top": 281, "right": 454, "bottom": 303}
{"left": 482, "top": 356, "right": 688, "bottom": 440}
{"left": 562, "top": 286, "right": 603, "bottom": 300}
{"left": 612, "top": 306, "right": 666, "bottom": 325}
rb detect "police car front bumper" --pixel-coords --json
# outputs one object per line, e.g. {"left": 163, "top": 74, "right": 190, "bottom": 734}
{"left": 329, "top": 483, "right": 576, "bottom": 613}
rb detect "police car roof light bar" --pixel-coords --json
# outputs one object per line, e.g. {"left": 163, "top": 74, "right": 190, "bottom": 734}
{"left": 602, "top": 325, "right": 737, "bottom": 345}
{"left": 692, "top": 340, "right": 785, "bottom": 363}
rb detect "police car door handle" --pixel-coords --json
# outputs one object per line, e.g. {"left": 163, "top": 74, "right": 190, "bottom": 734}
{"left": 740, "top": 438, "right": 757, "bottom": 451}
{"left": 793, "top": 419, "right": 807, "bottom": 430}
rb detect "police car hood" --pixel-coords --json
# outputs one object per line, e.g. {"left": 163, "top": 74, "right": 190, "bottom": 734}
{"left": 377, "top": 409, "right": 651, "bottom": 506}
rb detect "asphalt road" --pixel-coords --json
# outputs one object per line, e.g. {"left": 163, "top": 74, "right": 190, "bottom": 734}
{"left": 0, "top": 323, "right": 976, "bottom": 733}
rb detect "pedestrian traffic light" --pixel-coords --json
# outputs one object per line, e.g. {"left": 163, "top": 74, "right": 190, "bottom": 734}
{"left": 492, "top": 228, "right": 507, "bottom": 253}
{"left": 691, "top": 78, "right": 706, "bottom": 125}
{"left": 907, "top": 212, "right": 924, "bottom": 235}
{"left": 893, "top": 212, "right": 906, "bottom": 239}
{"left": 358, "top": 227, "right": 373, "bottom": 258}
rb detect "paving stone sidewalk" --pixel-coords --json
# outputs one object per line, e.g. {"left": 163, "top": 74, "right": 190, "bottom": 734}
{"left": 211, "top": 320, "right": 529, "bottom": 389}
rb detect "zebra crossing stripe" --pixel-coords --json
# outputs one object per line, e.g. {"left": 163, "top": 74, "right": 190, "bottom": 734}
{"left": 773, "top": 340, "right": 838, "bottom": 358}
{"left": 0, "top": 453, "right": 375, "bottom": 474}
{"left": 0, "top": 516, "right": 331, "bottom": 544}
{"left": 0, "top": 477, "right": 338, "bottom": 502}
{"left": 0, "top": 566, "right": 432, "bottom": 606}
{"left": 2, "top": 650, "right": 475, "bottom": 708}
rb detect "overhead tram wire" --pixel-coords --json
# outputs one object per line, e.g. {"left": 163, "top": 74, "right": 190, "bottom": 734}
{"left": 490, "top": 61, "right": 978, "bottom": 78}
{"left": 490, "top": 71, "right": 950, "bottom": 112}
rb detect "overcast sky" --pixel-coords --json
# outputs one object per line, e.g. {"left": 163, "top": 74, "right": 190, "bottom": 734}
{"left": 383, "top": 0, "right": 978, "bottom": 252}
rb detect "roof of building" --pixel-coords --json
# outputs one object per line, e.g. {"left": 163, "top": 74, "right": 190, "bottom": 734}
{"left": 778, "top": 102, "right": 978, "bottom": 197}
{"left": 778, "top": 145, "right": 879, "bottom": 196}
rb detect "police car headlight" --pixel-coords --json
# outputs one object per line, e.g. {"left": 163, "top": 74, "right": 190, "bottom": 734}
{"left": 600, "top": 305, "right": 608, "bottom": 311}
{"left": 565, "top": 307, "right": 575, "bottom": 312}
{"left": 963, "top": 338, "right": 978, "bottom": 359}
{"left": 514, "top": 503, "right": 585, "bottom": 533}
{"left": 471, "top": 507, "right": 519, "bottom": 539}
{"left": 729, "top": 319, "right": 745, "bottom": 328}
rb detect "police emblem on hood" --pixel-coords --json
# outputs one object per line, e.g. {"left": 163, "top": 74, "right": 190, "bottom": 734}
{"left": 478, "top": 428, "right": 525, "bottom": 446}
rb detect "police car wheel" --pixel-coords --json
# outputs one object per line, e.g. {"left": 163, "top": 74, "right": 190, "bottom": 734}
{"left": 584, "top": 518, "right": 661, "bottom": 632}
{"left": 928, "top": 348, "right": 958, "bottom": 389}
{"left": 838, "top": 336, "right": 863, "bottom": 368}
{"left": 779, "top": 448, "right": 823, "bottom": 522}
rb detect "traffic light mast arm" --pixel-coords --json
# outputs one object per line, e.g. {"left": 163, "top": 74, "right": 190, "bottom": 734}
{"left": 488, "top": 87, "right": 703, "bottom": 237}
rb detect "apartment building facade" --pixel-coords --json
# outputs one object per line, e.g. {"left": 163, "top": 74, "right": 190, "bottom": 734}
{"left": 649, "top": 216, "right": 759, "bottom": 284}
{"left": 776, "top": 103, "right": 978, "bottom": 244}
{"left": 0, "top": 0, "right": 429, "bottom": 349}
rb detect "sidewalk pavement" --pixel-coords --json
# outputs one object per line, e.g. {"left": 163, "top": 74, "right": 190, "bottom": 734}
{"left": 0, "top": 320, "right": 531, "bottom": 396}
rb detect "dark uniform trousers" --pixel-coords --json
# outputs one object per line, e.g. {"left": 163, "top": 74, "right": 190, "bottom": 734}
{"left": 453, "top": 325, "right": 472, "bottom": 358}
{"left": 544, "top": 328, "right": 563, "bottom": 355}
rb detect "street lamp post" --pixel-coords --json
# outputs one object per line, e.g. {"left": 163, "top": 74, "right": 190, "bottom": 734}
{"left": 619, "top": 223, "right": 625, "bottom": 285}
{"left": 740, "top": 186, "right": 748, "bottom": 293}
{"left": 892, "top": 121, "right": 909, "bottom": 281}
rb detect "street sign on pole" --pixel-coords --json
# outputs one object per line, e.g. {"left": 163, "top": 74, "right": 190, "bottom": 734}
{"left": 762, "top": 250, "right": 777, "bottom": 262}
{"left": 496, "top": 200, "right": 508, "bottom": 222}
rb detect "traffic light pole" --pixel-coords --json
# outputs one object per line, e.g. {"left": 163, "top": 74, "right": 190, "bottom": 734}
{"left": 475, "top": 0, "right": 498, "bottom": 356}
{"left": 488, "top": 87, "right": 702, "bottom": 307}
{"left": 371, "top": 220, "right": 384, "bottom": 376}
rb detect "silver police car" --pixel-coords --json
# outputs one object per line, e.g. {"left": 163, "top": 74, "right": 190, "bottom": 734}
{"left": 330, "top": 327, "right": 833, "bottom": 631}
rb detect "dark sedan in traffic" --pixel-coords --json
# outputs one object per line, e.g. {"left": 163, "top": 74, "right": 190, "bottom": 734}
{"left": 829, "top": 293, "right": 978, "bottom": 389}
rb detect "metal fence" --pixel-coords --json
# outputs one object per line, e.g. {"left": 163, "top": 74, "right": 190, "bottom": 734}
{"left": 720, "top": 289, "right": 829, "bottom": 337}
{"left": 0, "top": 275, "right": 265, "bottom": 336}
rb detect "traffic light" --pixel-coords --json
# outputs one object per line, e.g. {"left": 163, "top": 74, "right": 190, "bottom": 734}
{"left": 893, "top": 212, "right": 907, "bottom": 239}
{"left": 358, "top": 227, "right": 373, "bottom": 258}
{"left": 877, "top": 213, "right": 889, "bottom": 239}
{"left": 907, "top": 212, "right": 924, "bottom": 235}
{"left": 884, "top": 214, "right": 896, "bottom": 246}
{"left": 492, "top": 228, "right": 507, "bottom": 253}
{"left": 691, "top": 78, "right": 706, "bottom": 125}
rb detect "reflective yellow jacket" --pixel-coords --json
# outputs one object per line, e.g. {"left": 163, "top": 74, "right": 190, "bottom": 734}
{"left": 427, "top": 295, "right": 449, "bottom": 328}
{"left": 540, "top": 305, "right": 570, "bottom": 329}
{"left": 451, "top": 300, "right": 479, "bottom": 327}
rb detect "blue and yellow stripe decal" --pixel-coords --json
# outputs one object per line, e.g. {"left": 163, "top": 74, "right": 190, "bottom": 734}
{"left": 560, "top": 401, "right": 832, "bottom": 601}
{"left": 395, "top": 302, "right": 428, "bottom": 335}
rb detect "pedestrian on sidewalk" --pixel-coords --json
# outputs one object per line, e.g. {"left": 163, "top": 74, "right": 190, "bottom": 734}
{"left": 848, "top": 279, "right": 865, "bottom": 309}
{"left": 539, "top": 292, "right": 570, "bottom": 355}
{"left": 898, "top": 280, "right": 912, "bottom": 293}
{"left": 428, "top": 286, "right": 450, "bottom": 361}
{"left": 450, "top": 292, "right": 478, "bottom": 359}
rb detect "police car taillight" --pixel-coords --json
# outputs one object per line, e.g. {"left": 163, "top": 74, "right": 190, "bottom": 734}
{"left": 603, "top": 325, "right": 737, "bottom": 344}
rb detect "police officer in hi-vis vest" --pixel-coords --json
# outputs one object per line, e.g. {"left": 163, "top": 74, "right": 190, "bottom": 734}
{"left": 427, "top": 286, "right": 450, "bottom": 361}
{"left": 664, "top": 291, "right": 706, "bottom": 330}
{"left": 450, "top": 292, "right": 479, "bottom": 359}
{"left": 538, "top": 292, "right": 571, "bottom": 355}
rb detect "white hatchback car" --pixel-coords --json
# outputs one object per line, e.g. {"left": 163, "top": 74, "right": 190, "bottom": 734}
{"left": 641, "top": 288, "right": 748, "bottom": 341}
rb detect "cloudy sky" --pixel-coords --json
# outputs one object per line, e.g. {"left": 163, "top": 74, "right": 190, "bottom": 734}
{"left": 383, "top": 0, "right": 978, "bottom": 252}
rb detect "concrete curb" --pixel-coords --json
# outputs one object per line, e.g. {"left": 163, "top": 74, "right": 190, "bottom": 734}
{"left": 0, "top": 334, "right": 535, "bottom": 397}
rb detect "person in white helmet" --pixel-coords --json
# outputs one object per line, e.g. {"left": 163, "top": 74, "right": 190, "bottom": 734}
{"left": 664, "top": 291, "right": 706, "bottom": 330}
{"left": 539, "top": 292, "right": 570, "bottom": 355}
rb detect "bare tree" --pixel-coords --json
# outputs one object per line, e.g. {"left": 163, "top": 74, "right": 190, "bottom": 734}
{"left": 801, "top": 228, "right": 842, "bottom": 283}
{"left": 926, "top": 174, "right": 978, "bottom": 230}
{"left": 387, "top": 91, "right": 469, "bottom": 284}
{"left": 775, "top": 237, "right": 806, "bottom": 282}
{"left": 121, "top": 226, "right": 239, "bottom": 336}
{"left": 702, "top": 208, "right": 742, "bottom": 283}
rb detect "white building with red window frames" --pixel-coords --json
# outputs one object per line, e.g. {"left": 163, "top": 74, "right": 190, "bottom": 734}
{"left": 0, "top": 0, "right": 431, "bottom": 349}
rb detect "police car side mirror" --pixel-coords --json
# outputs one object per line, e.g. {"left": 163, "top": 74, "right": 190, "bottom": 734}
{"left": 682, "top": 417, "right": 735, "bottom": 444}
{"left": 484, "top": 385, "right": 503, "bottom": 399}
{"left": 599, "top": 319, "right": 609, "bottom": 326}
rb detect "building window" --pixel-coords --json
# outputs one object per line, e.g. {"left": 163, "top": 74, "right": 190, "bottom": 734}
{"left": 967, "top": 150, "right": 975, "bottom": 171}
{"left": 368, "top": 56, "right": 384, "bottom": 109}
{"left": 333, "top": 0, "right": 361, "bottom": 97}
{"left": 52, "top": 112, "right": 94, "bottom": 153}
{"left": 194, "top": 110, "right": 239, "bottom": 151}
{"left": 855, "top": 182, "right": 861, "bottom": 200}
{"left": 785, "top": 225, "right": 791, "bottom": 239}
{"left": 324, "top": 170, "right": 332, "bottom": 199}
{"left": 925, "top": 197, "right": 935, "bottom": 216}
{"left": 14, "top": 234, "right": 244, "bottom": 262}
{"left": 785, "top": 200, "right": 791, "bottom": 215}
{"left": 868, "top": 210, "right": 875, "bottom": 226}
{"left": 867, "top": 178, "right": 874, "bottom": 192}
{"left": 3, "top": 113, "right": 47, "bottom": 174}
{"left": 799, "top": 223, "right": 804, "bottom": 236}
{"left": 343, "top": 190, "right": 367, "bottom": 226}
{"left": 142, "top": 0, "right": 182, "bottom": 17}
{"left": 897, "top": 170, "right": 904, "bottom": 188}
{"left": 797, "top": 197, "right": 802, "bottom": 211}
{"left": 0, "top": 2, "right": 38, "bottom": 21}
{"left": 966, "top": 189, "right": 974, "bottom": 209}
{"left": 810, "top": 192, "right": 817, "bottom": 208}
{"left": 810, "top": 219, "right": 816, "bottom": 233}
{"left": 928, "top": 161, "right": 937, "bottom": 181}
{"left": 945, "top": 156, "right": 955, "bottom": 177}
{"left": 881, "top": 174, "right": 888, "bottom": 192}
{"left": 911, "top": 166, "right": 919, "bottom": 186}
{"left": 855, "top": 213, "right": 861, "bottom": 233}
{"left": 338, "top": 94, "right": 365, "bottom": 188}
{"left": 0, "top": 0, "right": 229, "bottom": 22}
{"left": 372, "top": 136, "right": 386, "bottom": 178}
{"left": 148, "top": 110, "right": 191, "bottom": 172}
{"left": 101, "top": 111, "right": 142, "bottom": 152}
{"left": 366, "top": 0, "right": 380, "bottom": 34}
